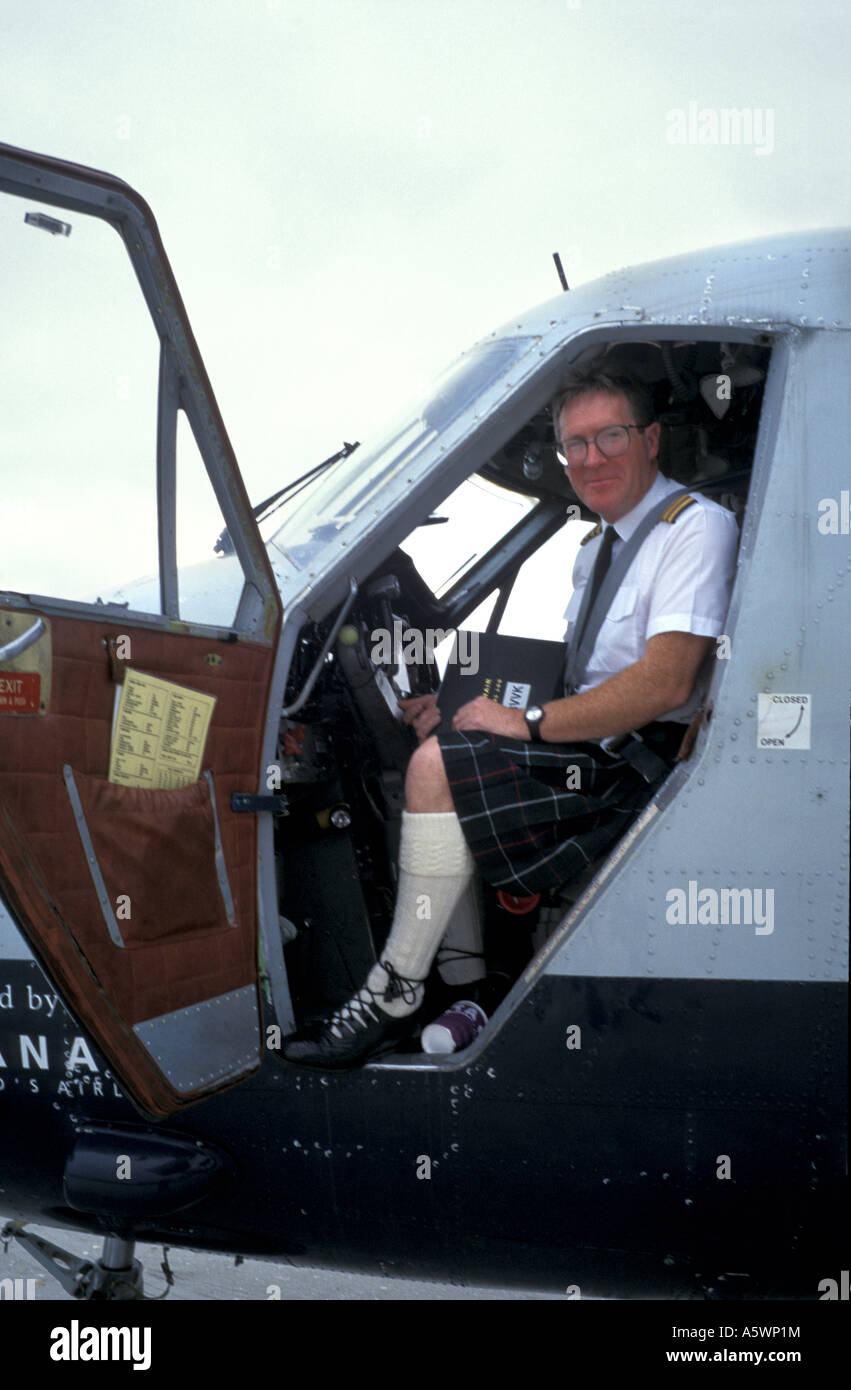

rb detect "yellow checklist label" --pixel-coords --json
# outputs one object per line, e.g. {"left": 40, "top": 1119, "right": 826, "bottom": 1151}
{"left": 109, "top": 670, "right": 216, "bottom": 789}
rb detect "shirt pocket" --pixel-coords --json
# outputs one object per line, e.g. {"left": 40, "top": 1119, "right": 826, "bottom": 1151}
{"left": 601, "top": 583, "right": 639, "bottom": 625}
{"left": 594, "top": 582, "right": 643, "bottom": 669}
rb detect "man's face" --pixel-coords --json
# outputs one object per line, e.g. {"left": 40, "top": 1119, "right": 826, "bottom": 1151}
{"left": 557, "top": 390, "right": 661, "bottom": 523}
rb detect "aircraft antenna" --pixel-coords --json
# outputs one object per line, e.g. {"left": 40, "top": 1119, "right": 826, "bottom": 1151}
{"left": 553, "top": 252, "right": 569, "bottom": 292}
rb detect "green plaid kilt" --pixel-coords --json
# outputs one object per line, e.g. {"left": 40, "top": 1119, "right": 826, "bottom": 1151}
{"left": 436, "top": 724, "right": 683, "bottom": 895}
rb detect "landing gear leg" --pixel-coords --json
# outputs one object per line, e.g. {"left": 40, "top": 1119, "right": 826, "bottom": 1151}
{"left": 92, "top": 1236, "right": 144, "bottom": 1300}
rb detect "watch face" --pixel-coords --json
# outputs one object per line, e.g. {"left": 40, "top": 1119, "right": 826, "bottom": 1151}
{"left": 526, "top": 706, "right": 544, "bottom": 723}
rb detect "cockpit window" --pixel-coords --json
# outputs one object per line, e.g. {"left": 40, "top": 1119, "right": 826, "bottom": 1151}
{"left": 0, "top": 181, "right": 274, "bottom": 631}
{"left": 401, "top": 475, "right": 538, "bottom": 597}
{"left": 1, "top": 191, "right": 160, "bottom": 605}
{"left": 268, "top": 336, "right": 540, "bottom": 571}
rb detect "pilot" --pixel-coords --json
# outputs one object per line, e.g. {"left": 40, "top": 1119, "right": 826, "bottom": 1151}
{"left": 282, "top": 367, "right": 739, "bottom": 1068}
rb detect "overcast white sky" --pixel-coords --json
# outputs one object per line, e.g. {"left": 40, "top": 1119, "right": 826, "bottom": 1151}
{"left": 2, "top": 0, "right": 849, "bottom": 599}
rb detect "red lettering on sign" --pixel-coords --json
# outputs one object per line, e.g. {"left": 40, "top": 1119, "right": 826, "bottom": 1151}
{"left": 0, "top": 671, "right": 41, "bottom": 712}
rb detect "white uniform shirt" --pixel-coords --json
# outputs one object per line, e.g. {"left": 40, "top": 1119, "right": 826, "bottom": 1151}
{"left": 563, "top": 472, "right": 739, "bottom": 724}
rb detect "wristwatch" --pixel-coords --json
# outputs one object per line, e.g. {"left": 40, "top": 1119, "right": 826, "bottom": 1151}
{"left": 524, "top": 705, "right": 546, "bottom": 742}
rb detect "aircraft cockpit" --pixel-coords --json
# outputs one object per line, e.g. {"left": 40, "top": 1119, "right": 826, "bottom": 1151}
{"left": 270, "top": 336, "right": 772, "bottom": 1033}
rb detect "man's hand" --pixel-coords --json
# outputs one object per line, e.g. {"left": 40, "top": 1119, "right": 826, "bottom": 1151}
{"left": 452, "top": 695, "right": 528, "bottom": 739}
{"left": 399, "top": 693, "right": 442, "bottom": 743}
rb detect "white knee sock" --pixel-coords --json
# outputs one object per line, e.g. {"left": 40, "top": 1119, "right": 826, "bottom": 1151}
{"left": 363, "top": 810, "right": 475, "bottom": 1019}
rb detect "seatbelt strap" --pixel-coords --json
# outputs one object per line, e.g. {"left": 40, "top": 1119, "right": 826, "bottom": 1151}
{"left": 618, "top": 735, "right": 670, "bottom": 783}
{"left": 563, "top": 488, "right": 695, "bottom": 695}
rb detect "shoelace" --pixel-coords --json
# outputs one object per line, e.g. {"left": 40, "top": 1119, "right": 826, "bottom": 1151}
{"left": 327, "top": 959, "right": 425, "bottom": 1039}
{"left": 379, "top": 958, "right": 425, "bottom": 1006}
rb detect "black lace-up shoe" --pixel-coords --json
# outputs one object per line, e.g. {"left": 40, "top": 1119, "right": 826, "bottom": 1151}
{"left": 280, "top": 961, "right": 424, "bottom": 1070}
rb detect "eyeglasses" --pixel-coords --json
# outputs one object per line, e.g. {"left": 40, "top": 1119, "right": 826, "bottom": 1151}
{"left": 556, "top": 423, "right": 645, "bottom": 468}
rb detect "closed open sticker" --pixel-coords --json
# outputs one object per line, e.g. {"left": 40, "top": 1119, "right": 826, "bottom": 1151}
{"left": 757, "top": 693, "right": 811, "bottom": 749}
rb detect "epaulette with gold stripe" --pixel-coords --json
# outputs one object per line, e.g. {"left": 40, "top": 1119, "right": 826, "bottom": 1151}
{"left": 660, "top": 494, "right": 697, "bottom": 523}
{"left": 579, "top": 521, "right": 602, "bottom": 545}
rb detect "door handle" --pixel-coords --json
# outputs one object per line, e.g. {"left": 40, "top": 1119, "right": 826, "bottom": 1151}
{"left": 0, "top": 617, "right": 45, "bottom": 662}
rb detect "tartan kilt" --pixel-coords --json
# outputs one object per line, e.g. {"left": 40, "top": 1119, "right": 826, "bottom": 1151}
{"left": 436, "top": 727, "right": 681, "bottom": 896}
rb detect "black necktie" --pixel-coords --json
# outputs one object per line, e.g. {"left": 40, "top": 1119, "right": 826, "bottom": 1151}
{"left": 564, "top": 524, "right": 616, "bottom": 695}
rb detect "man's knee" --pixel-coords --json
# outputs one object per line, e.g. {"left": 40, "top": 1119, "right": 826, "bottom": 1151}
{"left": 405, "top": 736, "right": 453, "bottom": 811}
{"left": 407, "top": 735, "right": 445, "bottom": 785}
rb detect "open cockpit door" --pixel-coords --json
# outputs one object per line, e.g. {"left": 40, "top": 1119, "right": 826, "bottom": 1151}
{"left": 0, "top": 143, "right": 283, "bottom": 1118}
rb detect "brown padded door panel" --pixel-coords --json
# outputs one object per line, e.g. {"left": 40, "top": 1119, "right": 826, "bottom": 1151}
{"left": 0, "top": 610, "right": 275, "bottom": 1116}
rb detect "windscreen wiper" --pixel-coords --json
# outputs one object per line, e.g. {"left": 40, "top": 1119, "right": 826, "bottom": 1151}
{"left": 214, "top": 440, "right": 359, "bottom": 556}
